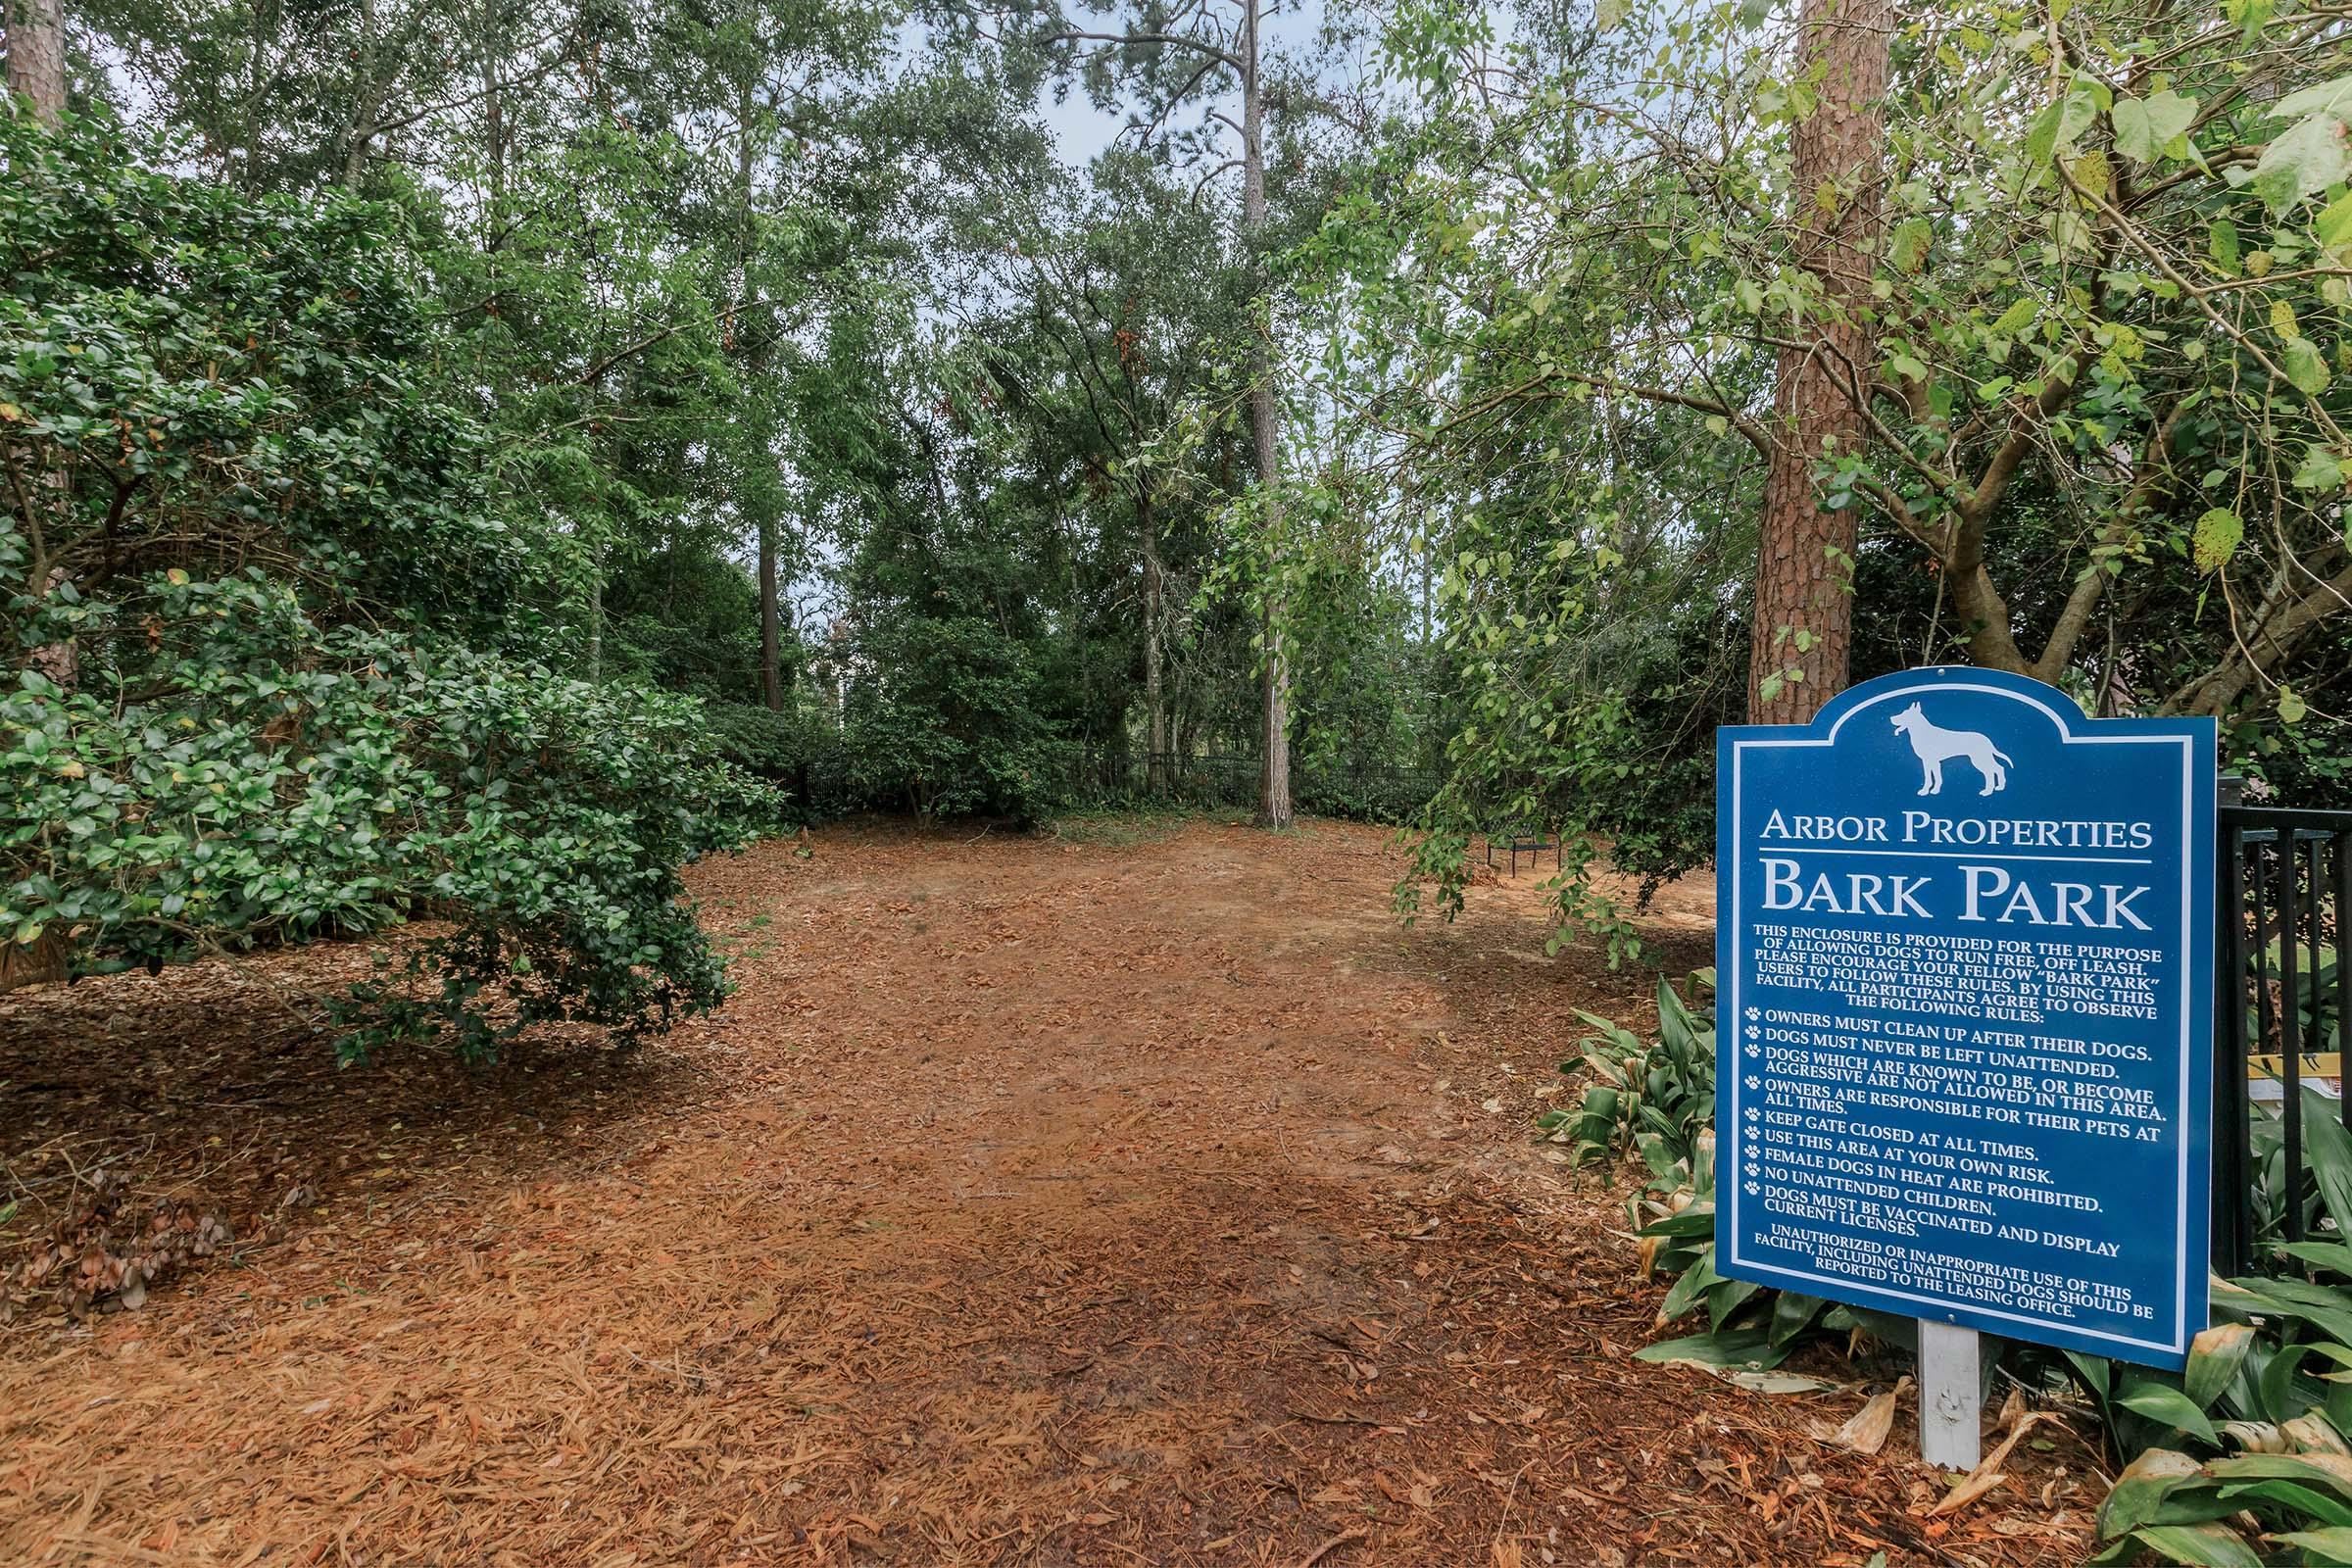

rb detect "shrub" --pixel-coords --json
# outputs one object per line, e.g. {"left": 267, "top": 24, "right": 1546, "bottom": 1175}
{"left": 1554, "top": 987, "right": 2352, "bottom": 1564}
{"left": 4, "top": 590, "right": 779, "bottom": 1059}
{"left": 840, "top": 614, "right": 1067, "bottom": 823}
{"left": 703, "top": 699, "right": 847, "bottom": 822}
{"left": 1543, "top": 972, "right": 1717, "bottom": 1177}
{"left": 0, "top": 116, "right": 777, "bottom": 1057}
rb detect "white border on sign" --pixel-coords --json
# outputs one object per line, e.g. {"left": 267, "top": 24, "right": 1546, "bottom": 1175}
{"left": 1726, "top": 680, "right": 2196, "bottom": 1357}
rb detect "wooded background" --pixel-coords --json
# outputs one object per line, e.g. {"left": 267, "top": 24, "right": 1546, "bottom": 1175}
{"left": 4, "top": 0, "right": 2348, "bottom": 1028}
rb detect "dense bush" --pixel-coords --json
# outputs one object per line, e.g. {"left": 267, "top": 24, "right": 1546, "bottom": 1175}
{"left": 839, "top": 614, "right": 1068, "bottom": 823}
{"left": 0, "top": 116, "right": 776, "bottom": 1057}
{"left": 703, "top": 698, "right": 849, "bottom": 819}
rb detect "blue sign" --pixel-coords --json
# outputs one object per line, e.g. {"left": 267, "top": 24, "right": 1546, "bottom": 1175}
{"left": 1716, "top": 667, "right": 2215, "bottom": 1367}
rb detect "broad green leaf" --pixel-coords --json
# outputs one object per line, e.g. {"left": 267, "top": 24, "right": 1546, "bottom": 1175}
{"left": 2101, "top": 1449, "right": 2210, "bottom": 1536}
{"left": 2129, "top": 1523, "right": 2263, "bottom": 1568}
{"left": 2294, "top": 448, "right": 2346, "bottom": 491}
{"left": 2300, "top": 1091, "right": 2352, "bottom": 1228}
{"left": 2229, "top": 1277, "right": 2352, "bottom": 1353}
{"left": 2271, "top": 1529, "right": 2352, "bottom": 1564}
{"left": 2114, "top": 89, "right": 2198, "bottom": 162}
{"left": 1634, "top": 1327, "right": 1788, "bottom": 1369}
{"left": 2120, "top": 1378, "right": 2224, "bottom": 1445}
{"left": 1990, "top": 296, "right": 2038, "bottom": 336}
{"left": 1706, "top": 1276, "right": 1762, "bottom": 1330}
{"left": 2210, "top": 219, "right": 2242, "bottom": 275}
{"left": 2250, "top": 115, "right": 2351, "bottom": 214}
{"left": 2281, "top": 1243, "right": 2352, "bottom": 1278}
{"left": 2283, "top": 336, "right": 2333, "bottom": 395}
{"left": 2187, "top": 1323, "right": 2258, "bottom": 1410}
{"left": 2276, "top": 75, "right": 2352, "bottom": 122}
{"left": 1769, "top": 1291, "right": 1827, "bottom": 1347}
{"left": 2211, "top": 1452, "right": 2352, "bottom": 1501}
{"left": 2221, "top": 1480, "right": 2352, "bottom": 1527}
{"left": 1888, "top": 218, "right": 1931, "bottom": 272}
{"left": 2320, "top": 191, "right": 2352, "bottom": 254}
{"left": 2024, "top": 98, "right": 2065, "bottom": 169}
{"left": 1658, "top": 1250, "right": 1720, "bottom": 1321}
{"left": 2068, "top": 1348, "right": 2115, "bottom": 1405}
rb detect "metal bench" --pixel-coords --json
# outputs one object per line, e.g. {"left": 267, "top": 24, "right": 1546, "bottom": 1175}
{"left": 1485, "top": 827, "right": 1562, "bottom": 877}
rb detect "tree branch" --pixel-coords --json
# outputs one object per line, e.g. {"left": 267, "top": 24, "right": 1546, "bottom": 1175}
{"left": 1043, "top": 28, "right": 1244, "bottom": 74}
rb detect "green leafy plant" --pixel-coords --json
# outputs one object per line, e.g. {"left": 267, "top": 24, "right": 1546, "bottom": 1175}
{"left": 1542, "top": 971, "right": 1876, "bottom": 1368}
{"left": 0, "top": 115, "right": 780, "bottom": 1059}
{"left": 839, "top": 614, "right": 1069, "bottom": 824}
{"left": 1542, "top": 970, "right": 1718, "bottom": 1175}
{"left": 2070, "top": 1090, "right": 2352, "bottom": 1563}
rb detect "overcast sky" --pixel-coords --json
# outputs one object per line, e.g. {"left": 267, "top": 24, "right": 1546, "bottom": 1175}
{"left": 1024, "top": 0, "right": 1346, "bottom": 170}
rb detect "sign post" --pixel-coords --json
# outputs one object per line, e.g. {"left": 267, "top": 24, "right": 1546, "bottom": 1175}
{"left": 1717, "top": 668, "right": 2215, "bottom": 1466}
{"left": 1917, "top": 1319, "right": 1982, "bottom": 1470}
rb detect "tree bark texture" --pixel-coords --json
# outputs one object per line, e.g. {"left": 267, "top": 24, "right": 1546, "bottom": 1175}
{"left": 760, "top": 515, "right": 784, "bottom": 711}
{"left": 1240, "top": 0, "right": 1292, "bottom": 827}
{"left": 1140, "top": 485, "right": 1167, "bottom": 792}
{"left": 1748, "top": 0, "right": 1891, "bottom": 724}
{"left": 5, "top": 0, "right": 65, "bottom": 125}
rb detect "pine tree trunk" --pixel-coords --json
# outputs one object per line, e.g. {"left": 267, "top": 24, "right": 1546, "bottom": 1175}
{"left": 1140, "top": 485, "right": 1167, "bottom": 793}
{"left": 1240, "top": 0, "right": 1292, "bottom": 828}
{"left": 760, "top": 515, "right": 784, "bottom": 711}
{"left": 10, "top": 0, "right": 73, "bottom": 688}
{"left": 1748, "top": 0, "right": 1891, "bottom": 724}
{"left": 5, "top": 0, "right": 65, "bottom": 125}
{"left": 730, "top": 78, "right": 785, "bottom": 713}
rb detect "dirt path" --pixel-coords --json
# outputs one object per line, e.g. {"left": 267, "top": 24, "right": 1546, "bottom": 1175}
{"left": 0, "top": 819, "right": 2094, "bottom": 1566}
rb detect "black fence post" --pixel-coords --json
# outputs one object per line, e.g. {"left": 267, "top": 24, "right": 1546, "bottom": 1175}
{"left": 2211, "top": 786, "right": 2352, "bottom": 1280}
{"left": 2215, "top": 776, "right": 2249, "bottom": 1277}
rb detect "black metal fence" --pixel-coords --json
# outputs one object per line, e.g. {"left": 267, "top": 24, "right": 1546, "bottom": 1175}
{"left": 2212, "top": 802, "right": 2352, "bottom": 1275}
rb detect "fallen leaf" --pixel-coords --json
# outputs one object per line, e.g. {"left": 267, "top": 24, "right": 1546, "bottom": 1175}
{"left": 1930, "top": 1412, "right": 2056, "bottom": 1515}
{"left": 1836, "top": 1376, "right": 1912, "bottom": 1455}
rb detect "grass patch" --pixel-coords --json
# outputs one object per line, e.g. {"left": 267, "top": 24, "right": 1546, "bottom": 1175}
{"left": 1044, "top": 806, "right": 1237, "bottom": 847}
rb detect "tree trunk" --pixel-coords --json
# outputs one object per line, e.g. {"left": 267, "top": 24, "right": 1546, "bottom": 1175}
{"left": 760, "top": 515, "right": 784, "bottom": 711}
{"left": 730, "top": 77, "right": 786, "bottom": 713}
{"left": 240, "top": 0, "right": 269, "bottom": 190}
{"left": 1747, "top": 0, "right": 1891, "bottom": 724}
{"left": 482, "top": 0, "right": 505, "bottom": 206}
{"left": 1420, "top": 539, "right": 1431, "bottom": 644}
{"left": 5, "top": 0, "right": 65, "bottom": 125}
{"left": 1140, "top": 484, "right": 1167, "bottom": 793}
{"left": 339, "top": 0, "right": 383, "bottom": 184}
{"left": 1240, "top": 0, "right": 1292, "bottom": 827}
{"left": 9, "top": 0, "right": 73, "bottom": 686}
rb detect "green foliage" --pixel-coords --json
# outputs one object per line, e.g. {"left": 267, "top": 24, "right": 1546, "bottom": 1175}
{"left": 702, "top": 699, "right": 846, "bottom": 818}
{"left": 0, "top": 115, "right": 778, "bottom": 1057}
{"left": 840, "top": 614, "right": 1068, "bottom": 823}
{"left": 1543, "top": 971, "right": 1863, "bottom": 1364}
{"left": 0, "top": 113, "right": 536, "bottom": 645}
{"left": 1304, "top": 0, "right": 2352, "bottom": 945}
{"left": 1541, "top": 972, "right": 1718, "bottom": 1177}
{"left": 5, "top": 617, "right": 776, "bottom": 1061}
{"left": 1557, "top": 972, "right": 2352, "bottom": 1562}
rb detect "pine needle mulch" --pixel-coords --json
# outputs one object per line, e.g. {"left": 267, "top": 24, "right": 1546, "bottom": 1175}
{"left": 0, "top": 818, "right": 2097, "bottom": 1566}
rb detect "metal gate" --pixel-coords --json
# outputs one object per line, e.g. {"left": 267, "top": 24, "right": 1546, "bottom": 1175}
{"left": 2211, "top": 797, "right": 2352, "bottom": 1275}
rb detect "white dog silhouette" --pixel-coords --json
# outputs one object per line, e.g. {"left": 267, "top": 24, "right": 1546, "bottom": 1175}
{"left": 1890, "top": 703, "right": 2012, "bottom": 797}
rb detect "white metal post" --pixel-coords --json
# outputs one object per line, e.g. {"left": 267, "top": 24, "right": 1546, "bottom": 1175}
{"left": 1918, "top": 1319, "right": 1982, "bottom": 1469}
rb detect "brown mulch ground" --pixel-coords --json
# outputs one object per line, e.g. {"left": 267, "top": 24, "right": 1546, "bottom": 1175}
{"left": 0, "top": 816, "right": 2100, "bottom": 1566}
